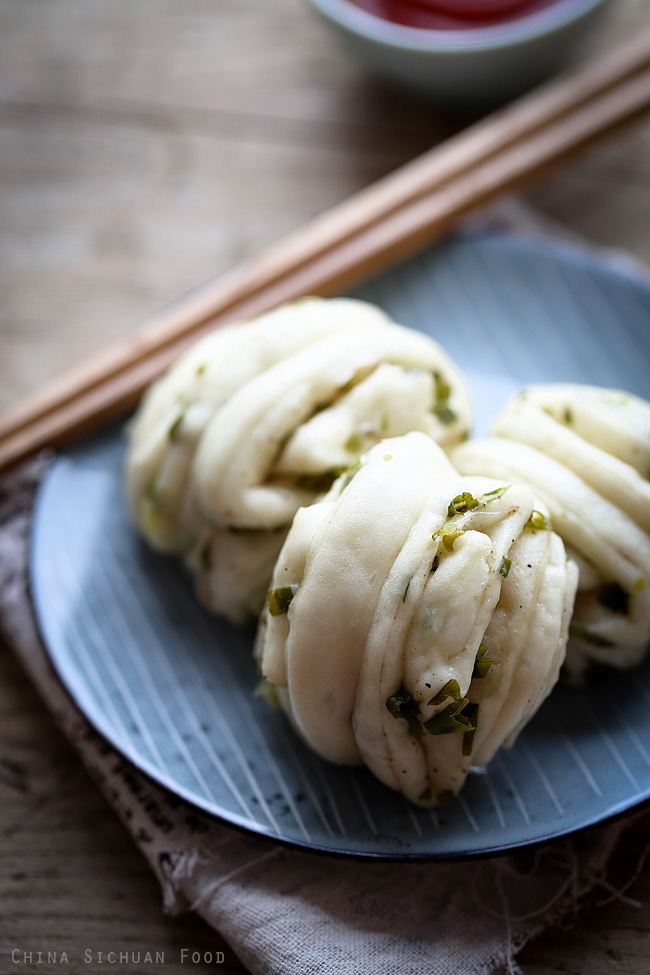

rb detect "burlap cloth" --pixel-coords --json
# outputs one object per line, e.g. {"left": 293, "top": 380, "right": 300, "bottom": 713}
{"left": 1, "top": 213, "right": 648, "bottom": 974}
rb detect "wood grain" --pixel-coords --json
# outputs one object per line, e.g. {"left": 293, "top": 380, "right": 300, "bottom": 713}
{"left": 2, "top": 1, "right": 650, "bottom": 972}
{"left": 3, "top": 26, "right": 650, "bottom": 459}
{"left": 0, "top": 635, "right": 242, "bottom": 975}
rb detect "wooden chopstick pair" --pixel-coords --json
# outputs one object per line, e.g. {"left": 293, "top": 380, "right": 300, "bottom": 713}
{"left": 2, "top": 29, "right": 650, "bottom": 473}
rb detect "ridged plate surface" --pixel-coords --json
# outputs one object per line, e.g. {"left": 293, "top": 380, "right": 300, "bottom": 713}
{"left": 32, "top": 230, "right": 650, "bottom": 858}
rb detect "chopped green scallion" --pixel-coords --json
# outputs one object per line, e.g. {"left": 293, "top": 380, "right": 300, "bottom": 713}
{"left": 429, "top": 678, "right": 462, "bottom": 706}
{"left": 418, "top": 786, "right": 432, "bottom": 802}
{"left": 472, "top": 644, "right": 492, "bottom": 679}
{"left": 447, "top": 485, "right": 510, "bottom": 518}
{"left": 168, "top": 409, "right": 187, "bottom": 441}
{"left": 480, "top": 485, "right": 510, "bottom": 502}
{"left": 434, "top": 405, "right": 457, "bottom": 425}
{"left": 442, "top": 528, "right": 465, "bottom": 552}
{"left": 433, "top": 371, "right": 451, "bottom": 405}
{"left": 254, "top": 678, "right": 280, "bottom": 710}
{"left": 448, "top": 491, "right": 480, "bottom": 516}
{"left": 423, "top": 698, "right": 476, "bottom": 736}
{"left": 344, "top": 431, "right": 363, "bottom": 454}
{"left": 499, "top": 556, "right": 511, "bottom": 578}
{"left": 432, "top": 371, "right": 457, "bottom": 424}
{"left": 268, "top": 584, "right": 299, "bottom": 617}
{"left": 295, "top": 469, "right": 343, "bottom": 493}
{"left": 462, "top": 702, "right": 479, "bottom": 756}
{"left": 433, "top": 525, "right": 465, "bottom": 550}
{"left": 386, "top": 686, "right": 423, "bottom": 740}
{"left": 525, "top": 510, "right": 553, "bottom": 531}
{"left": 633, "top": 577, "right": 647, "bottom": 595}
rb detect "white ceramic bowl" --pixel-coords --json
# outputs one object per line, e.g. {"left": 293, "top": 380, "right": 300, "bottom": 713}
{"left": 307, "top": 0, "right": 611, "bottom": 106}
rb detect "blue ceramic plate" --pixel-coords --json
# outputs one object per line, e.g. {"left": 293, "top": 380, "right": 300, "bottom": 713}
{"left": 31, "top": 229, "right": 650, "bottom": 860}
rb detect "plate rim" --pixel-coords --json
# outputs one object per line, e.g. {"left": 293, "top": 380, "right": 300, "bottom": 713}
{"left": 30, "top": 228, "right": 650, "bottom": 861}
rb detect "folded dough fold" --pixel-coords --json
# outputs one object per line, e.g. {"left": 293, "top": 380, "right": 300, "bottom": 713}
{"left": 454, "top": 383, "right": 650, "bottom": 673}
{"left": 124, "top": 297, "right": 471, "bottom": 623}
{"left": 258, "top": 433, "right": 577, "bottom": 806}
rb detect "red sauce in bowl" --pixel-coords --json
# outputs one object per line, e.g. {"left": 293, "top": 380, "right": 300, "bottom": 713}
{"left": 349, "top": 0, "right": 564, "bottom": 29}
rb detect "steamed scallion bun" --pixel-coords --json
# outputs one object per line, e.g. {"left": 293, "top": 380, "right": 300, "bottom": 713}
{"left": 258, "top": 433, "right": 577, "bottom": 806}
{"left": 453, "top": 384, "right": 650, "bottom": 674}
{"left": 124, "top": 297, "right": 471, "bottom": 623}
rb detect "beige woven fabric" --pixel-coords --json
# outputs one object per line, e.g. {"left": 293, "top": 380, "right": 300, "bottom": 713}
{"left": 0, "top": 457, "right": 632, "bottom": 975}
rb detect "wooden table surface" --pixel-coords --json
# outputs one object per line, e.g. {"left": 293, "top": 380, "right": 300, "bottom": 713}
{"left": 2, "top": 1, "right": 650, "bottom": 972}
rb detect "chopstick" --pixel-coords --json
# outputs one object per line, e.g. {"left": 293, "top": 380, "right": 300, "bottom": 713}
{"left": 4, "top": 32, "right": 650, "bottom": 445}
{"left": 2, "top": 31, "right": 650, "bottom": 471}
